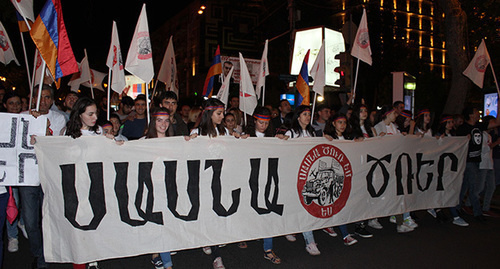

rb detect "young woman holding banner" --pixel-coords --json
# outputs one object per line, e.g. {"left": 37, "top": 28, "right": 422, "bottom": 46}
{"left": 189, "top": 98, "right": 229, "bottom": 269}
{"left": 245, "top": 106, "right": 281, "bottom": 264}
{"left": 279, "top": 105, "right": 322, "bottom": 256}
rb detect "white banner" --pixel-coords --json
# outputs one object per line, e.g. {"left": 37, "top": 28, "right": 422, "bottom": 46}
{"left": 0, "top": 113, "right": 47, "bottom": 186}
{"left": 34, "top": 135, "right": 467, "bottom": 263}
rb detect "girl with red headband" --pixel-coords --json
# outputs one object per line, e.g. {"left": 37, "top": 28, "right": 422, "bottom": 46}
{"left": 244, "top": 106, "right": 281, "bottom": 264}
{"left": 395, "top": 110, "right": 415, "bottom": 135}
{"left": 373, "top": 106, "right": 400, "bottom": 136}
{"left": 143, "top": 107, "right": 174, "bottom": 269}
{"left": 279, "top": 105, "right": 322, "bottom": 255}
{"left": 414, "top": 109, "right": 433, "bottom": 137}
{"left": 322, "top": 114, "right": 359, "bottom": 246}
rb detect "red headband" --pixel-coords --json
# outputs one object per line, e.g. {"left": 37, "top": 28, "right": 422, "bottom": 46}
{"left": 382, "top": 109, "right": 395, "bottom": 118}
{"left": 334, "top": 116, "right": 347, "bottom": 122}
{"left": 400, "top": 111, "right": 412, "bottom": 119}
{"left": 153, "top": 111, "right": 170, "bottom": 117}
{"left": 253, "top": 114, "right": 271, "bottom": 121}
{"left": 417, "top": 109, "right": 430, "bottom": 117}
{"left": 204, "top": 105, "right": 224, "bottom": 111}
{"left": 440, "top": 116, "right": 453, "bottom": 123}
{"left": 102, "top": 123, "right": 112, "bottom": 128}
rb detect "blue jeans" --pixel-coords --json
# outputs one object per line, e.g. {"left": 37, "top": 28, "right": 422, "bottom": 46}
{"left": 338, "top": 225, "right": 349, "bottom": 238}
{"left": 478, "top": 169, "right": 496, "bottom": 211}
{"left": 0, "top": 192, "right": 9, "bottom": 267}
{"left": 19, "top": 186, "right": 46, "bottom": 268}
{"left": 159, "top": 252, "right": 172, "bottom": 268}
{"left": 459, "top": 162, "right": 482, "bottom": 217}
{"left": 302, "top": 231, "right": 315, "bottom": 245}
{"left": 263, "top": 238, "right": 273, "bottom": 251}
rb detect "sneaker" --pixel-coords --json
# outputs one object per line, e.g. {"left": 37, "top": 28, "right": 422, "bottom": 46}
{"left": 264, "top": 250, "right": 281, "bottom": 264}
{"left": 323, "top": 227, "right": 337, "bottom": 237}
{"left": 151, "top": 256, "right": 163, "bottom": 269}
{"left": 203, "top": 246, "right": 212, "bottom": 255}
{"left": 170, "top": 251, "right": 177, "bottom": 255}
{"left": 355, "top": 226, "right": 373, "bottom": 238}
{"left": 404, "top": 217, "right": 418, "bottom": 228}
{"left": 305, "top": 242, "right": 321, "bottom": 255}
{"left": 285, "top": 234, "right": 296, "bottom": 242}
{"left": 8, "top": 238, "right": 19, "bottom": 252}
{"left": 368, "top": 219, "right": 383, "bottom": 229}
{"left": 427, "top": 209, "right": 437, "bottom": 218}
{"left": 452, "top": 217, "right": 469, "bottom": 227}
{"left": 389, "top": 216, "right": 396, "bottom": 223}
{"left": 483, "top": 210, "right": 500, "bottom": 218}
{"left": 213, "top": 257, "right": 225, "bottom": 269}
{"left": 343, "top": 235, "right": 358, "bottom": 246}
{"left": 88, "top": 262, "right": 99, "bottom": 269}
{"left": 397, "top": 224, "right": 414, "bottom": 233}
{"left": 18, "top": 222, "right": 28, "bottom": 239}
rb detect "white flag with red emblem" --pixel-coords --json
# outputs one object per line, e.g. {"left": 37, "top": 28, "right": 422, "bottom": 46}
{"left": 239, "top": 53, "right": 258, "bottom": 116}
{"left": 0, "top": 21, "right": 20, "bottom": 66}
{"left": 81, "top": 69, "right": 107, "bottom": 91}
{"left": 158, "top": 36, "right": 178, "bottom": 95}
{"left": 351, "top": 8, "right": 372, "bottom": 66}
{"left": 310, "top": 39, "right": 325, "bottom": 96}
{"left": 106, "top": 21, "right": 126, "bottom": 94}
{"left": 125, "top": 4, "right": 154, "bottom": 84}
{"left": 463, "top": 39, "right": 491, "bottom": 89}
{"left": 255, "top": 39, "right": 269, "bottom": 99}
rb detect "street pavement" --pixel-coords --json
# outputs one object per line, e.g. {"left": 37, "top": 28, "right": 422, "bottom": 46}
{"left": 4, "top": 199, "right": 500, "bottom": 269}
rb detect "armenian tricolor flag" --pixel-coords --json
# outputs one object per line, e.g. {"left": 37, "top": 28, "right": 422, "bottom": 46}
{"left": 29, "top": 0, "right": 78, "bottom": 85}
{"left": 296, "top": 49, "right": 310, "bottom": 106}
{"left": 16, "top": 11, "right": 32, "bottom": 33}
{"left": 202, "top": 45, "right": 222, "bottom": 98}
{"left": 132, "top": 83, "right": 146, "bottom": 97}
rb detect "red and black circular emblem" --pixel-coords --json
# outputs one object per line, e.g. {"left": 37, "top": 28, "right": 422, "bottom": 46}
{"left": 297, "top": 144, "right": 352, "bottom": 218}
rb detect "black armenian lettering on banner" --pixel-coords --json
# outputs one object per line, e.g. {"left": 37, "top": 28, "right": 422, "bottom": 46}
{"left": 0, "top": 117, "right": 16, "bottom": 148}
{"left": 416, "top": 153, "right": 435, "bottom": 191}
{"left": 248, "top": 158, "right": 284, "bottom": 215}
{"left": 395, "top": 153, "right": 413, "bottom": 195}
{"left": 164, "top": 160, "right": 200, "bottom": 221}
{"left": 366, "top": 154, "right": 391, "bottom": 197}
{"left": 21, "top": 118, "right": 34, "bottom": 150}
{"left": 437, "top": 153, "right": 458, "bottom": 191}
{"left": 206, "top": 159, "right": 241, "bottom": 217}
{"left": 60, "top": 163, "right": 106, "bottom": 230}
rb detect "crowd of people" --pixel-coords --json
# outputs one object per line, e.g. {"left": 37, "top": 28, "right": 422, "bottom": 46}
{"left": 0, "top": 85, "right": 499, "bottom": 269}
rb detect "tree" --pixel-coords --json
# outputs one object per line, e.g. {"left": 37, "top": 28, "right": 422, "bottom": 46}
{"left": 437, "top": 0, "right": 472, "bottom": 114}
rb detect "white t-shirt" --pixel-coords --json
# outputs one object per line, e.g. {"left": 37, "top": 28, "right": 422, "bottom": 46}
{"left": 416, "top": 127, "right": 432, "bottom": 137}
{"left": 81, "top": 126, "right": 104, "bottom": 137}
{"left": 480, "top": 131, "right": 493, "bottom": 170}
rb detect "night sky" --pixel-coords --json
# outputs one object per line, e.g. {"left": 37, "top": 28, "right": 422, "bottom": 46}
{"left": 6, "top": 0, "right": 193, "bottom": 71}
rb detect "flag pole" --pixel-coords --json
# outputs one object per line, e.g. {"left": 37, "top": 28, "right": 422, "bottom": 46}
{"left": 262, "top": 84, "right": 266, "bottom": 106}
{"left": 310, "top": 92, "right": 317, "bottom": 125}
{"left": 107, "top": 69, "right": 112, "bottom": 120}
{"left": 150, "top": 79, "right": 159, "bottom": 103}
{"left": 29, "top": 50, "right": 39, "bottom": 110}
{"left": 352, "top": 58, "right": 360, "bottom": 103}
{"left": 35, "top": 60, "right": 46, "bottom": 111}
{"left": 19, "top": 32, "right": 32, "bottom": 91}
{"left": 146, "top": 81, "right": 151, "bottom": 124}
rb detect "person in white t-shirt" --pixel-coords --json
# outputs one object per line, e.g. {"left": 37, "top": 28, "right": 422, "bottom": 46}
{"left": 414, "top": 109, "right": 433, "bottom": 137}
{"left": 374, "top": 106, "right": 400, "bottom": 137}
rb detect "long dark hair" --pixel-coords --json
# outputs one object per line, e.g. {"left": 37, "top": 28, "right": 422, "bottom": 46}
{"left": 395, "top": 110, "right": 412, "bottom": 133}
{"left": 349, "top": 104, "right": 373, "bottom": 139}
{"left": 246, "top": 106, "right": 274, "bottom": 137}
{"left": 415, "top": 109, "right": 431, "bottom": 133}
{"left": 290, "top": 105, "right": 315, "bottom": 137}
{"left": 145, "top": 107, "right": 170, "bottom": 138}
{"left": 324, "top": 113, "right": 349, "bottom": 139}
{"left": 66, "top": 97, "right": 99, "bottom": 138}
{"left": 436, "top": 114, "right": 455, "bottom": 136}
{"left": 199, "top": 98, "right": 227, "bottom": 137}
